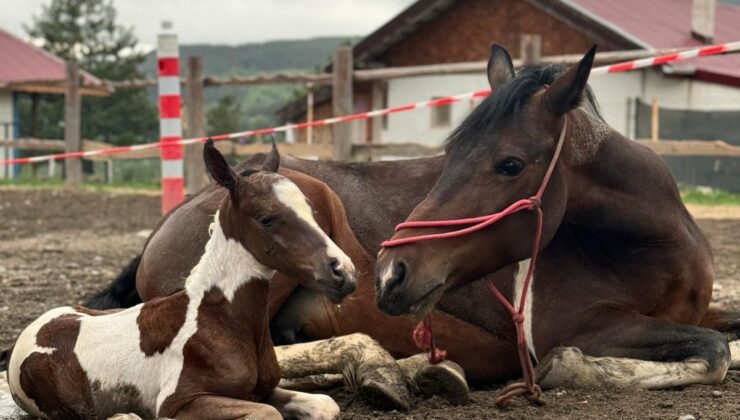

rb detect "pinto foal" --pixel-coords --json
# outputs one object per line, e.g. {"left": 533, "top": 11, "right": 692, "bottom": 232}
{"left": 7, "top": 140, "right": 356, "bottom": 419}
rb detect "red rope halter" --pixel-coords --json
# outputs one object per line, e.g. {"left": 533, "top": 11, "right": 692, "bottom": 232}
{"left": 380, "top": 118, "right": 568, "bottom": 407}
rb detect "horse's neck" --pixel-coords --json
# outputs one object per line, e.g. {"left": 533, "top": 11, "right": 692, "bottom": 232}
{"left": 562, "top": 111, "right": 691, "bottom": 242}
{"left": 185, "top": 213, "right": 275, "bottom": 328}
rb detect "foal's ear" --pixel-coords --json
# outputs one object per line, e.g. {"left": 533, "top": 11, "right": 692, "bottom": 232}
{"left": 487, "top": 44, "right": 515, "bottom": 88}
{"left": 262, "top": 137, "right": 280, "bottom": 172}
{"left": 543, "top": 45, "right": 597, "bottom": 116}
{"left": 203, "top": 139, "right": 239, "bottom": 198}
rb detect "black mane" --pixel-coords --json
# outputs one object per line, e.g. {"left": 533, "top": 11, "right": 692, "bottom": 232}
{"left": 444, "top": 64, "right": 602, "bottom": 154}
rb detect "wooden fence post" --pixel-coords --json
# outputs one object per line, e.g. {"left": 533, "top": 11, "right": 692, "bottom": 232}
{"left": 64, "top": 61, "right": 82, "bottom": 188}
{"left": 185, "top": 56, "right": 208, "bottom": 194}
{"left": 520, "top": 34, "right": 542, "bottom": 66}
{"left": 306, "top": 83, "right": 314, "bottom": 145}
{"left": 332, "top": 46, "right": 354, "bottom": 161}
{"left": 651, "top": 97, "right": 660, "bottom": 142}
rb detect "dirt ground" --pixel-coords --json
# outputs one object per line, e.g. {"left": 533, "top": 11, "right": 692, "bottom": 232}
{"left": 1, "top": 186, "right": 739, "bottom": 419}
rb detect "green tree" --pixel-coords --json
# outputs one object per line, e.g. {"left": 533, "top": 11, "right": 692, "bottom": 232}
{"left": 207, "top": 95, "right": 241, "bottom": 135}
{"left": 23, "top": 0, "right": 157, "bottom": 145}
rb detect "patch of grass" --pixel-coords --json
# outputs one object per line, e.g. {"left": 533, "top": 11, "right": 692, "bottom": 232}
{"left": 680, "top": 186, "right": 740, "bottom": 206}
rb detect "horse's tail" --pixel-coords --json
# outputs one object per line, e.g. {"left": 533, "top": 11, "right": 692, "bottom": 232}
{"left": 84, "top": 255, "right": 143, "bottom": 309}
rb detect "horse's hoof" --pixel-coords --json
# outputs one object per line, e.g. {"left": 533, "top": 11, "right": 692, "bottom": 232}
{"left": 359, "top": 378, "right": 411, "bottom": 412}
{"left": 415, "top": 359, "right": 469, "bottom": 405}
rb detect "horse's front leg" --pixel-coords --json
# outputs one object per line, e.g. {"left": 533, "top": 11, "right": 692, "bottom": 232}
{"left": 536, "top": 310, "right": 730, "bottom": 389}
{"left": 274, "top": 333, "right": 411, "bottom": 411}
{"left": 264, "top": 387, "right": 339, "bottom": 420}
{"left": 699, "top": 307, "right": 740, "bottom": 368}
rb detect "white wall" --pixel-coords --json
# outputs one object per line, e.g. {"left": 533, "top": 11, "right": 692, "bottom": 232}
{"left": 0, "top": 91, "right": 13, "bottom": 179}
{"left": 384, "top": 74, "right": 488, "bottom": 146}
{"left": 380, "top": 69, "right": 740, "bottom": 146}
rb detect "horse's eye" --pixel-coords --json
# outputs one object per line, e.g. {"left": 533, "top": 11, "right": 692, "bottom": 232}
{"left": 496, "top": 158, "right": 525, "bottom": 176}
{"left": 258, "top": 215, "right": 275, "bottom": 227}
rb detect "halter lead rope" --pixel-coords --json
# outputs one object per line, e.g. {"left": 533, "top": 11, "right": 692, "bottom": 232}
{"left": 381, "top": 118, "right": 568, "bottom": 407}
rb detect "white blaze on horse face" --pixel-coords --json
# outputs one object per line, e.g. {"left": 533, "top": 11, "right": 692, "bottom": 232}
{"left": 378, "top": 259, "right": 394, "bottom": 289}
{"left": 514, "top": 259, "right": 536, "bottom": 360}
{"left": 7, "top": 306, "right": 75, "bottom": 418}
{"left": 272, "top": 178, "right": 355, "bottom": 277}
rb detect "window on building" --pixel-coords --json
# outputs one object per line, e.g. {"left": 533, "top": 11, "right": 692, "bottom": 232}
{"left": 430, "top": 97, "right": 451, "bottom": 128}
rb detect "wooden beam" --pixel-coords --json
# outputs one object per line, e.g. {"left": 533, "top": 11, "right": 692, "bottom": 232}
{"left": 204, "top": 72, "right": 332, "bottom": 86}
{"left": 635, "top": 139, "right": 740, "bottom": 156}
{"left": 520, "top": 34, "right": 542, "bottom": 65}
{"left": 64, "top": 61, "right": 82, "bottom": 188}
{"left": 332, "top": 46, "right": 354, "bottom": 161}
{"left": 651, "top": 97, "right": 659, "bottom": 142}
{"left": 184, "top": 56, "right": 208, "bottom": 195}
{"left": 101, "top": 47, "right": 740, "bottom": 89}
{"left": 351, "top": 143, "right": 443, "bottom": 161}
{"left": 352, "top": 48, "right": 695, "bottom": 81}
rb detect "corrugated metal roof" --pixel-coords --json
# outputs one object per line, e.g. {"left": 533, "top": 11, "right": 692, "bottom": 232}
{"left": 0, "top": 27, "right": 105, "bottom": 94}
{"left": 568, "top": 0, "right": 740, "bottom": 84}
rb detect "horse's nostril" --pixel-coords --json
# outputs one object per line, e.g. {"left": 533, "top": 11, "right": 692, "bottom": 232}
{"left": 329, "top": 258, "right": 345, "bottom": 285}
{"left": 389, "top": 261, "right": 407, "bottom": 290}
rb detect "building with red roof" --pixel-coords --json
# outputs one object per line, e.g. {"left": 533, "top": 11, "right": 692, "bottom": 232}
{"left": 0, "top": 27, "right": 108, "bottom": 178}
{"left": 281, "top": 0, "right": 740, "bottom": 152}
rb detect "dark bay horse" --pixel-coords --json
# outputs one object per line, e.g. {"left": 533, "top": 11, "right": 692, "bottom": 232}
{"left": 7, "top": 140, "right": 355, "bottom": 419}
{"left": 377, "top": 45, "right": 740, "bottom": 396}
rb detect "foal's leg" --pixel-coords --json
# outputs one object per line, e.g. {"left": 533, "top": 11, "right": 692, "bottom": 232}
{"left": 264, "top": 387, "right": 339, "bottom": 420}
{"left": 274, "top": 333, "right": 410, "bottom": 411}
{"left": 174, "top": 395, "right": 280, "bottom": 420}
{"left": 700, "top": 307, "right": 740, "bottom": 368}
{"left": 537, "top": 311, "right": 731, "bottom": 389}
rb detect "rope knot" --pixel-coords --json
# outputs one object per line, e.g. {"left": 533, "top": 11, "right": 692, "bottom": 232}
{"left": 412, "top": 316, "right": 447, "bottom": 364}
{"left": 528, "top": 197, "right": 541, "bottom": 210}
{"left": 512, "top": 313, "right": 525, "bottom": 324}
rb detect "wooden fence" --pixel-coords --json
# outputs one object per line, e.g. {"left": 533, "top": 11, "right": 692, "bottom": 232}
{"left": 9, "top": 38, "right": 740, "bottom": 189}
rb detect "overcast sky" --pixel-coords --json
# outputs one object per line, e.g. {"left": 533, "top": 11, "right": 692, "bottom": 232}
{"left": 1, "top": 0, "right": 415, "bottom": 47}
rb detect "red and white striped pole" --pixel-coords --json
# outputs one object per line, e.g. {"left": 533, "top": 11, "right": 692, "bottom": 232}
{"left": 157, "top": 22, "right": 184, "bottom": 214}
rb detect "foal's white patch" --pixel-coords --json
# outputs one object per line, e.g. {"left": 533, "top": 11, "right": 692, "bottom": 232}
{"left": 378, "top": 261, "right": 394, "bottom": 289}
{"left": 187, "top": 211, "right": 274, "bottom": 302}
{"left": 8, "top": 306, "right": 76, "bottom": 417}
{"left": 10, "top": 214, "right": 274, "bottom": 418}
{"left": 268, "top": 388, "right": 339, "bottom": 420}
{"left": 513, "top": 259, "right": 536, "bottom": 360}
{"left": 272, "top": 179, "right": 355, "bottom": 277}
{"left": 538, "top": 346, "right": 729, "bottom": 389}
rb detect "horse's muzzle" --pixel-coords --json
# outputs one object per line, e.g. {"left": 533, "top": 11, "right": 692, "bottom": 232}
{"left": 316, "top": 258, "right": 356, "bottom": 303}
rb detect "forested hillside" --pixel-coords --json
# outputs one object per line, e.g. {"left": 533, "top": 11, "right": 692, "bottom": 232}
{"left": 141, "top": 37, "right": 355, "bottom": 135}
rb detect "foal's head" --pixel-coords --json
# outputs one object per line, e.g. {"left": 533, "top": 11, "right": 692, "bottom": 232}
{"left": 377, "top": 45, "right": 598, "bottom": 316}
{"left": 204, "top": 139, "right": 356, "bottom": 302}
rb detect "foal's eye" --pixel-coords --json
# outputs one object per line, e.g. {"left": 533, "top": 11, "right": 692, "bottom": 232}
{"left": 496, "top": 158, "right": 525, "bottom": 176}
{"left": 258, "top": 215, "right": 275, "bottom": 227}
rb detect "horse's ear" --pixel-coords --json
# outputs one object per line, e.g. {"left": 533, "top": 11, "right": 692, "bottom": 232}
{"left": 543, "top": 45, "right": 597, "bottom": 116}
{"left": 262, "top": 137, "right": 280, "bottom": 172}
{"left": 203, "top": 138, "right": 239, "bottom": 199}
{"left": 487, "top": 44, "right": 515, "bottom": 88}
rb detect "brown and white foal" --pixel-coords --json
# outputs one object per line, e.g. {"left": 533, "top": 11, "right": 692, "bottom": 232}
{"left": 7, "top": 140, "right": 356, "bottom": 419}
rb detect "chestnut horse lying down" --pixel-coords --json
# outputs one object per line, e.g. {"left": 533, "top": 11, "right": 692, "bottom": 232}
{"left": 7, "top": 140, "right": 356, "bottom": 419}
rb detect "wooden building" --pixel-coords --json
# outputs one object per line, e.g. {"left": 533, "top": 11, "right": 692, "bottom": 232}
{"left": 280, "top": 0, "right": 740, "bottom": 153}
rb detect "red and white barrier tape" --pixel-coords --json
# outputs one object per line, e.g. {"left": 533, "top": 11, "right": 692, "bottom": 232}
{"left": 3, "top": 40, "right": 740, "bottom": 166}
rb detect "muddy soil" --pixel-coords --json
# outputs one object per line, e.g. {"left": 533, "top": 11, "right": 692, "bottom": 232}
{"left": 1, "top": 187, "right": 739, "bottom": 419}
